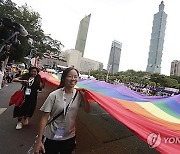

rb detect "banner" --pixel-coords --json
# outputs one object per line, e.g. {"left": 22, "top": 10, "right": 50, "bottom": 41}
{"left": 39, "top": 71, "right": 180, "bottom": 154}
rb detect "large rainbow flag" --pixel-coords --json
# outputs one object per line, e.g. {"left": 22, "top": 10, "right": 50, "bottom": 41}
{"left": 39, "top": 72, "right": 180, "bottom": 154}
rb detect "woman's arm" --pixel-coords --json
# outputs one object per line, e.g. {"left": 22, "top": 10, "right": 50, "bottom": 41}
{"left": 39, "top": 78, "right": 45, "bottom": 89}
{"left": 79, "top": 89, "right": 90, "bottom": 112}
{"left": 34, "top": 112, "right": 50, "bottom": 153}
{"left": 12, "top": 76, "right": 28, "bottom": 83}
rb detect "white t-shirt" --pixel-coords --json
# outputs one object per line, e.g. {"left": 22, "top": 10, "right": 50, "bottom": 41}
{"left": 40, "top": 88, "right": 82, "bottom": 140}
{"left": 0, "top": 61, "right": 5, "bottom": 76}
{"left": 0, "top": 62, "right": 5, "bottom": 89}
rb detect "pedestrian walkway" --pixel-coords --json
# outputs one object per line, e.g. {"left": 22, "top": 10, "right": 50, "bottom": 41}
{"left": 0, "top": 82, "right": 53, "bottom": 154}
{"left": 0, "top": 108, "right": 7, "bottom": 115}
{"left": 0, "top": 82, "right": 159, "bottom": 154}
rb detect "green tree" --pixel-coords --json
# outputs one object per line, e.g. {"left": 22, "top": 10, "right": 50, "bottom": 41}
{"left": 90, "top": 69, "right": 180, "bottom": 89}
{"left": 170, "top": 75, "right": 180, "bottom": 84}
{"left": 0, "top": 0, "right": 63, "bottom": 62}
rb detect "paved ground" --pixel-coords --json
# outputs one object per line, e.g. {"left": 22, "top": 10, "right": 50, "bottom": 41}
{"left": 0, "top": 82, "right": 159, "bottom": 154}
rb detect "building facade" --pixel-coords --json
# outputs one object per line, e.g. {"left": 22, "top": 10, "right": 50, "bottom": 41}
{"left": 39, "top": 57, "right": 67, "bottom": 69}
{"left": 107, "top": 40, "right": 122, "bottom": 74}
{"left": 64, "top": 49, "right": 102, "bottom": 73}
{"left": 170, "top": 60, "right": 180, "bottom": 76}
{"left": 146, "top": 1, "right": 167, "bottom": 74}
{"left": 39, "top": 48, "right": 102, "bottom": 73}
{"left": 80, "top": 57, "right": 102, "bottom": 73}
{"left": 39, "top": 48, "right": 103, "bottom": 73}
{"left": 99, "top": 62, "right": 104, "bottom": 71}
{"left": 75, "top": 14, "right": 91, "bottom": 57}
{"left": 65, "top": 49, "right": 82, "bottom": 70}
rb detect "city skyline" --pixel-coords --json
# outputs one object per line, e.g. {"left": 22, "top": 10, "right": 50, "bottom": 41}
{"left": 12, "top": 0, "right": 180, "bottom": 75}
{"left": 146, "top": 1, "right": 167, "bottom": 74}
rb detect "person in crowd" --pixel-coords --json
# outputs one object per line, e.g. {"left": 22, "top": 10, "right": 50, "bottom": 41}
{"left": 13, "top": 67, "right": 45, "bottom": 130}
{"left": 10, "top": 65, "right": 17, "bottom": 79}
{"left": 14, "top": 67, "right": 21, "bottom": 78}
{"left": 0, "top": 63, "right": 4, "bottom": 89}
{"left": 0, "top": 57, "right": 8, "bottom": 90}
{"left": 5, "top": 71, "right": 12, "bottom": 83}
{"left": 21, "top": 67, "right": 29, "bottom": 75}
{"left": 34, "top": 67, "right": 90, "bottom": 154}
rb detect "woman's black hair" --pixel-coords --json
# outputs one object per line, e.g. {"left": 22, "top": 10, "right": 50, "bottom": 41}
{"left": 58, "top": 67, "right": 79, "bottom": 89}
{"left": 29, "top": 67, "right": 39, "bottom": 74}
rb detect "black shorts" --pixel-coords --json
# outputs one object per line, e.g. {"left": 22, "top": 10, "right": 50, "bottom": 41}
{"left": 44, "top": 136, "right": 76, "bottom": 154}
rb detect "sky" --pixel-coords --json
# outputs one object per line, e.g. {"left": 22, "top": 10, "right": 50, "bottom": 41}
{"left": 12, "top": 0, "right": 180, "bottom": 75}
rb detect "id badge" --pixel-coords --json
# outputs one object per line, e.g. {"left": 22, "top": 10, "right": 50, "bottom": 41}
{"left": 53, "top": 127, "right": 65, "bottom": 139}
{"left": 25, "top": 88, "right": 31, "bottom": 95}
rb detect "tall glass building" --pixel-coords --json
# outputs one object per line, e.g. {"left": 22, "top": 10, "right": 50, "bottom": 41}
{"left": 170, "top": 60, "right": 180, "bottom": 76}
{"left": 146, "top": 1, "right": 167, "bottom": 73}
{"left": 107, "top": 40, "right": 122, "bottom": 74}
{"left": 75, "top": 14, "right": 91, "bottom": 57}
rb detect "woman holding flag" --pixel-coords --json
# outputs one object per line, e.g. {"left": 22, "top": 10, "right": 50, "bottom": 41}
{"left": 34, "top": 67, "right": 90, "bottom": 154}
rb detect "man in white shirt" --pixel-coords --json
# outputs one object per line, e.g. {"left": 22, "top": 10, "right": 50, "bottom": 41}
{"left": 0, "top": 57, "right": 8, "bottom": 90}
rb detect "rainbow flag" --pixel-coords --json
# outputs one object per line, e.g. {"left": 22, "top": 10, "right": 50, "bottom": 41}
{"left": 39, "top": 72, "right": 180, "bottom": 154}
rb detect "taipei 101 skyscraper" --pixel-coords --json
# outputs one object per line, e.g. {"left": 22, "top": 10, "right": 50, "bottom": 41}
{"left": 146, "top": 1, "right": 167, "bottom": 73}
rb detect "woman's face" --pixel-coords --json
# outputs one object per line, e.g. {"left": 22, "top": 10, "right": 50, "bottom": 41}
{"left": 64, "top": 69, "right": 79, "bottom": 88}
{"left": 30, "top": 69, "right": 38, "bottom": 77}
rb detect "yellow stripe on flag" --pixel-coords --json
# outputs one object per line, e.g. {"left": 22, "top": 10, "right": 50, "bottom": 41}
{"left": 137, "top": 102, "right": 180, "bottom": 124}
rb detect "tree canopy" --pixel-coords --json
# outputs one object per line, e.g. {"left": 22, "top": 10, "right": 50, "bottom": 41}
{"left": 0, "top": 0, "right": 62, "bottom": 62}
{"left": 90, "top": 69, "right": 180, "bottom": 89}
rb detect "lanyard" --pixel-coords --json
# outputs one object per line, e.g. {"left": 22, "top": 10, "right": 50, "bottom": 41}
{"left": 62, "top": 88, "right": 76, "bottom": 117}
{"left": 28, "top": 77, "right": 34, "bottom": 87}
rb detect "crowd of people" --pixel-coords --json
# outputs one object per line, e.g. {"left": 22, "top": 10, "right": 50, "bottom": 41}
{"left": 113, "top": 79, "right": 177, "bottom": 96}
{"left": 127, "top": 83, "right": 178, "bottom": 96}
{"left": 0, "top": 60, "right": 29, "bottom": 90}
